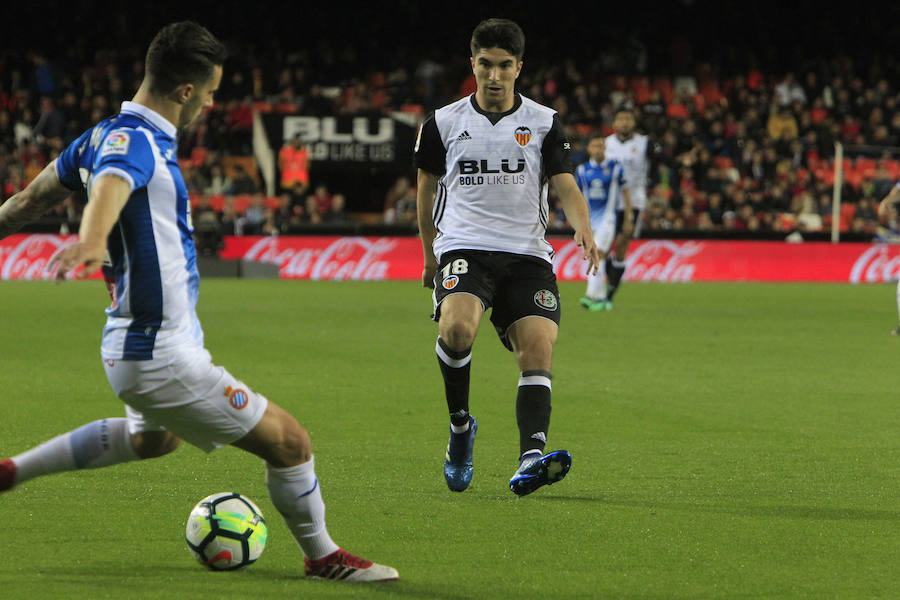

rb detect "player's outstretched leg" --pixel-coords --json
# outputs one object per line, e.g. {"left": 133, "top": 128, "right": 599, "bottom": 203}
{"left": 0, "top": 418, "right": 174, "bottom": 492}
{"left": 443, "top": 415, "right": 477, "bottom": 491}
{"left": 509, "top": 449, "right": 572, "bottom": 497}
{"left": 235, "top": 401, "right": 398, "bottom": 582}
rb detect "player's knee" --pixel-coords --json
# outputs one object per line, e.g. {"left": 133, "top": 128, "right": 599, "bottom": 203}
{"left": 516, "top": 345, "right": 553, "bottom": 371}
{"left": 513, "top": 334, "right": 555, "bottom": 371}
{"left": 440, "top": 320, "right": 477, "bottom": 350}
{"left": 131, "top": 431, "right": 181, "bottom": 459}
{"left": 265, "top": 416, "right": 312, "bottom": 468}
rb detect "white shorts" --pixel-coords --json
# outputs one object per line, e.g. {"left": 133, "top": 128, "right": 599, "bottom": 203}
{"left": 103, "top": 346, "right": 268, "bottom": 453}
{"left": 592, "top": 210, "right": 617, "bottom": 254}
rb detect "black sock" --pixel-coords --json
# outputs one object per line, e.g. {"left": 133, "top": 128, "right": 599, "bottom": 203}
{"left": 606, "top": 256, "right": 626, "bottom": 300}
{"left": 516, "top": 370, "right": 552, "bottom": 456}
{"left": 436, "top": 337, "right": 472, "bottom": 427}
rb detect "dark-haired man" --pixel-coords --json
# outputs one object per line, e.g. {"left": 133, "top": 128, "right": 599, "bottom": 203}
{"left": 602, "top": 106, "right": 649, "bottom": 307}
{"left": 416, "top": 18, "right": 600, "bottom": 497}
{"left": 0, "top": 21, "right": 396, "bottom": 582}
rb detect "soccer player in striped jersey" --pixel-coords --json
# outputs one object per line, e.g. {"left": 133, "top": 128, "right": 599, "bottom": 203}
{"left": 415, "top": 18, "right": 600, "bottom": 497}
{"left": 576, "top": 135, "right": 632, "bottom": 310}
{"left": 0, "top": 21, "right": 396, "bottom": 582}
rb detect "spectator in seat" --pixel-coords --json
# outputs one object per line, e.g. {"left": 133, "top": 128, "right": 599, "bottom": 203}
{"left": 242, "top": 193, "right": 269, "bottom": 235}
{"left": 229, "top": 163, "right": 257, "bottom": 195}
{"left": 322, "top": 193, "right": 350, "bottom": 224}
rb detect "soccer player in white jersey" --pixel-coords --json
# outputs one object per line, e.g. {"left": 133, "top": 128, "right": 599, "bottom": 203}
{"left": 878, "top": 181, "right": 900, "bottom": 335}
{"left": 576, "top": 135, "right": 632, "bottom": 310}
{"left": 603, "top": 106, "right": 649, "bottom": 307}
{"left": 0, "top": 21, "right": 396, "bottom": 582}
{"left": 415, "top": 18, "right": 600, "bottom": 496}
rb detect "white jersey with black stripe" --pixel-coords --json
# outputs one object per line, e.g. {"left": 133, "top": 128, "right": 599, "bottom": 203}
{"left": 415, "top": 94, "right": 574, "bottom": 263}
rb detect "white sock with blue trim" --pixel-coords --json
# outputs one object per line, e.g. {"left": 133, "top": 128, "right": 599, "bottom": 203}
{"left": 265, "top": 456, "right": 340, "bottom": 560}
{"left": 11, "top": 418, "right": 137, "bottom": 485}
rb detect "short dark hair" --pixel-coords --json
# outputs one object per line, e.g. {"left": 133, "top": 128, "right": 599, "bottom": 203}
{"left": 145, "top": 21, "right": 226, "bottom": 95}
{"left": 470, "top": 18, "right": 525, "bottom": 61}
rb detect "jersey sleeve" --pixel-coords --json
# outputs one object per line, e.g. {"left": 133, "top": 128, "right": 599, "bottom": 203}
{"left": 93, "top": 128, "right": 155, "bottom": 191}
{"left": 413, "top": 113, "right": 446, "bottom": 176}
{"left": 55, "top": 128, "right": 93, "bottom": 190}
{"left": 541, "top": 114, "right": 574, "bottom": 176}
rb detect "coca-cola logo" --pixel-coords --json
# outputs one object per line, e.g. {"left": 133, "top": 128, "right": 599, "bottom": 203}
{"left": 849, "top": 244, "right": 900, "bottom": 283}
{"left": 243, "top": 236, "right": 397, "bottom": 280}
{"left": 0, "top": 234, "right": 79, "bottom": 280}
{"left": 552, "top": 240, "right": 702, "bottom": 282}
{"left": 625, "top": 241, "right": 703, "bottom": 282}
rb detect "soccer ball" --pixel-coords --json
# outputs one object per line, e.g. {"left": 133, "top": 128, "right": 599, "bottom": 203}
{"left": 185, "top": 492, "right": 268, "bottom": 570}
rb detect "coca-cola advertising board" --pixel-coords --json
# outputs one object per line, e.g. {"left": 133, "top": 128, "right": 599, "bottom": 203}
{"left": 3, "top": 234, "right": 900, "bottom": 283}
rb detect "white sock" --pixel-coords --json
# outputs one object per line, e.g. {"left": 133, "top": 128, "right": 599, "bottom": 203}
{"left": 265, "top": 456, "right": 340, "bottom": 561}
{"left": 895, "top": 278, "right": 900, "bottom": 322}
{"left": 586, "top": 268, "right": 607, "bottom": 300}
{"left": 450, "top": 421, "right": 469, "bottom": 434}
{"left": 12, "top": 418, "right": 137, "bottom": 485}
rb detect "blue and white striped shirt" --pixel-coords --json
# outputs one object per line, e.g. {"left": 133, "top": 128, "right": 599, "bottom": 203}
{"left": 56, "top": 101, "right": 202, "bottom": 360}
{"left": 575, "top": 158, "right": 626, "bottom": 228}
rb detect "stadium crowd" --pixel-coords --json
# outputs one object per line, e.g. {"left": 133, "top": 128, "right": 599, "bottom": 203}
{"left": 3, "top": 6, "right": 900, "bottom": 239}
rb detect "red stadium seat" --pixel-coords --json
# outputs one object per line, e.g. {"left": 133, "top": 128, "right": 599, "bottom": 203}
{"left": 713, "top": 156, "right": 734, "bottom": 169}
{"left": 700, "top": 81, "right": 724, "bottom": 106}
{"left": 233, "top": 195, "right": 253, "bottom": 214}
{"left": 856, "top": 157, "right": 876, "bottom": 176}
{"left": 651, "top": 77, "right": 674, "bottom": 104}
{"left": 882, "top": 159, "right": 900, "bottom": 180}
{"left": 208, "top": 195, "right": 225, "bottom": 211}
{"left": 667, "top": 102, "right": 689, "bottom": 119}
{"left": 841, "top": 203, "right": 856, "bottom": 221}
{"left": 629, "top": 77, "right": 651, "bottom": 104}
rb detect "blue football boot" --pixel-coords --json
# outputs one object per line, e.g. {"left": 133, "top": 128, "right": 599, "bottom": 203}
{"left": 509, "top": 449, "right": 572, "bottom": 496}
{"left": 443, "top": 416, "right": 477, "bottom": 492}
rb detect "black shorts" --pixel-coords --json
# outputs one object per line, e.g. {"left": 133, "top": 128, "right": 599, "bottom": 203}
{"left": 432, "top": 250, "right": 561, "bottom": 351}
{"left": 615, "top": 208, "right": 643, "bottom": 236}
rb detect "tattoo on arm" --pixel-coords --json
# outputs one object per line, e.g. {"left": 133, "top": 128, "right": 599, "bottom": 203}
{"left": 0, "top": 161, "right": 73, "bottom": 239}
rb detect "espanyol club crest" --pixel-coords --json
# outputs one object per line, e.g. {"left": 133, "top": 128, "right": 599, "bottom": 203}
{"left": 224, "top": 385, "right": 249, "bottom": 410}
{"left": 514, "top": 126, "right": 531, "bottom": 147}
{"left": 442, "top": 275, "right": 459, "bottom": 290}
{"left": 533, "top": 289, "right": 558, "bottom": 311}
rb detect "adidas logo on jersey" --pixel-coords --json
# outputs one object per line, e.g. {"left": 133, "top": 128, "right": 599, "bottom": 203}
{"left": 456, "top": 130, "right": 472, "bottom": 141}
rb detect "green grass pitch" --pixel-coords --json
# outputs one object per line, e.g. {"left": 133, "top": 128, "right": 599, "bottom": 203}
{"left": 1, "top": 278, "right": 899, "bottom": 599}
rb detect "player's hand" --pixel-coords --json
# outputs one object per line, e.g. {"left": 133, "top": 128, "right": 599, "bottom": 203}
{"left": 574, "top": 229, "right": 601, "bottom": 276}
{"left": 49, "top": 241, "right": 105, "bottom": 281}
{"left": 878, "top": 199, "right": 890, "bottom": 219}
{"left": 422, "top": 260, "right": 437, "bottom": 289}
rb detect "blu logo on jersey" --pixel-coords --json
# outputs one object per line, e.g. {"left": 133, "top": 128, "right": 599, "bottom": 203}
{"left": 458, "top": 159, "right": 525, "bottom": 174}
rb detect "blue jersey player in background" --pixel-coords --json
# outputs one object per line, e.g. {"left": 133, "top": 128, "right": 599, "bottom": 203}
{"left": 0, "top": 20, "right": 397, "bottom": 582}
{"left": 575, "top": 135, "right": 632, "bottom": 311}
